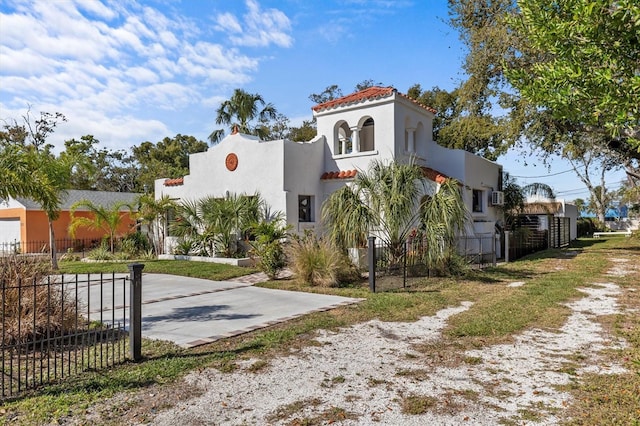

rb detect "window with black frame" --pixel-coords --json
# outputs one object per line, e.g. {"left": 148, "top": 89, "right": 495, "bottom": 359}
{"left": 298, "top": 195, "right": 314, "bottom": 222}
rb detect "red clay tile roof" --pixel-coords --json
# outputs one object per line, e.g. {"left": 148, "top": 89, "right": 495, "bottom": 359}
{"left": 321, "top": 169, "right": 358, "bottom": 180}
{"left": 421, "top": 167, "right": 448, "bottom": 184}
{"left": 321, "top": 168, "right": 446, "bottom": 183}
{"left": 164, "top": 177, "right": 184, "bottom": 187}
{"left": 312, "top": 86, "right": 437, "bottom": 114}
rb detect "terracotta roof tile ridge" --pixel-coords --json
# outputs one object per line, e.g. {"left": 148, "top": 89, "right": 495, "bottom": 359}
{"left": 312, "top": 86, "right": 395, "bottom": 112}
{"left": 421, "top": 167, "right": 448, "bottom": 184}
{"left": 312, "top": 85, "right": 437, "bottom": 114}
{"left": 397, "top": 92, "right": 437, "bottom": 114}
{"left": 164, "top": 177, "right": 185, "bottom": 187}
{"left": 320, "top": 169, "right": 358, "bottom": 180}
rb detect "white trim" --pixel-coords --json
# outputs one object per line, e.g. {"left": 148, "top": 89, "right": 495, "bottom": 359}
{"left": 332, "top": 150, "right": 379, "bottom": 160}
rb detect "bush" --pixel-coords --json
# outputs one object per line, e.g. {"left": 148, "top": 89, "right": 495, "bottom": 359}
{"left": 87, "top": 243, "right": 113, "bottom": 261}
{"left": 253, "top": 240, "right": 286, "bottom": 279}
{"left": 173, "top": 238, "right": 195, "bottom": 255}
{"left": 577, "top": 217, "right": 605, "bottom": 237}
{"left": 119, "top": 231, "right": 151, "bottom": 257}
{"left": 249, "top": 218, "right": 290, "bottom": 280}
{"left": 287, "top": 232, "right": 358, "bottom": 287}
{"left": 0, "top": 256, "right": 78, "bottom": 344}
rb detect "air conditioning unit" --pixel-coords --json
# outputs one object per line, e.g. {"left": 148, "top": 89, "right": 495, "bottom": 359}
{"left": 491, "top": 191, "right": 504, "bottom": 206}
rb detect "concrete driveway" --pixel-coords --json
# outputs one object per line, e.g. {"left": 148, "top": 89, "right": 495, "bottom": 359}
{"left": 65, "top": 273, "right": 363, "bottom": 348}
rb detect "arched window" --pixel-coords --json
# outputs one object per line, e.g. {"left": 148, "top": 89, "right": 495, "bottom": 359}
{"left": 360, "top": 117, "right": 375, "bottom": 152}
{"left": 334, "top": 121, "right": 351, "bottom": 155}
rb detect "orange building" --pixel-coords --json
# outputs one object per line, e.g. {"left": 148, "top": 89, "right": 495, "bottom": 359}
{"left": 0, "top": 190, "right": 139, "bottom": 253}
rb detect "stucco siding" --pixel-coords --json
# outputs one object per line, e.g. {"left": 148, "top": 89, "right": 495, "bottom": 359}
{"left": 156, "top": 133, "right": 288, "bottom": 219}
{"left": 0, "top": 207, "right": 26, "bottom": 243}
{"left": 23, "top": 211, "right": 136, "bottom": 243}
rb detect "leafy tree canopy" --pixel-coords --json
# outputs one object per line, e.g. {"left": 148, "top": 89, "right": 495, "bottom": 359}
{"left": 505, "top": 0, "right": 640, "bottom": 156}
{"left": 407, "top": 84, "right": 509, "bottom": 160}
{"left": 133, "top": 134, "right": 207, "bottom": 190}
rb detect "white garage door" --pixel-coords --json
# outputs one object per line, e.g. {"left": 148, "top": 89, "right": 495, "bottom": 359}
{"left": 0, "top": 218, "right": 21, "bottom": 247}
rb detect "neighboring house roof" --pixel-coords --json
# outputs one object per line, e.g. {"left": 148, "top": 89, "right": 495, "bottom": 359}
{"left": 312, "top": 86, "right": 437, "bottom": 114}
{"left": 522, "top": 202, "right": 563, "bottom": 215}
{"left": 14, "top": 190, "right": 140, "bottom": 211}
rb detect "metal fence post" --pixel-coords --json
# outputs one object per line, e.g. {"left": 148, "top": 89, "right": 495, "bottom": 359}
{"left": 128, "top": 263, "right": 144, "bottom": 361}
{"left": 368, "top": 236, "right": 376, "bottom": 293}
{"left": 504, "top": 231, "right": 510, "bottom": 263}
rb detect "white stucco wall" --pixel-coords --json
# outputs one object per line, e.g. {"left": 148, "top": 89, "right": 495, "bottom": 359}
{"left": 563, "top": 203, "right": 579, "bottom": 240}
{"left": 283, "top": 136, "right": 325, "bottom": 233}
{"left": 155, "top": 133, "right": 287, "bottom": 215}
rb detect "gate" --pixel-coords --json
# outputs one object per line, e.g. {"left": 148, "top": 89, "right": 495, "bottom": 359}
{"left": 549, "top": 216, "right": 571, "bottom": 248}
{"left": 1, "top": 273, "right": 131, "bottom": 399}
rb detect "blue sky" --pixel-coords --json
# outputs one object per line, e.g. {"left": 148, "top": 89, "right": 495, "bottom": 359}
{"left": 0, "top": 0, "right": 627, "bottom": 199}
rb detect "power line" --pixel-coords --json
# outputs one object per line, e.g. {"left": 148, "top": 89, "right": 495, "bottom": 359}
{"left": 555, "top": 181, "right": 627, "bottom": 197}
{"left": 511, "top": 169, "right": 574, "bottom": 179}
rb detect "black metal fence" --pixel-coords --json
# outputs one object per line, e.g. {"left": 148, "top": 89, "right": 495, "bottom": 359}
{"left": 0, "top": 239, "right": 102, "bottom": 257}
{"left": 367, "top": 234, "right": 497, "bottom": 292}
{"left": 507, "top": 215, "right": 571, "bottom": 261}
{"left": 1, "top": 264, "right": 144, "bottom": 400}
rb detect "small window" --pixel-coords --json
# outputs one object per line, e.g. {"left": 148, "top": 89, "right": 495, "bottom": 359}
{"left": 472, "top": 189, "right": 483, "bottom": 213}
{"left": 298, "top": 195, "right": 314, "bottom": 222}
{"left": 166, "top": 207, "right": 179, "bottom": 236}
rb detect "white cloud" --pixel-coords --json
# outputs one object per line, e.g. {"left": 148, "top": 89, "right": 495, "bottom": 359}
{"left": 215, "top": 12, "right": 243, "bottom": 34}
{"left": 0, "top": 0, "right": 293, "bottom": 151}
{"left": 216, "top": 0, "right": 293, "bottom": 48}
{"left": 0, "top": 46, "right": 57, "bottom": 76}
{"left": 125, "top": 66, "right": 159, "bottom": 84}
{"left": 73, "top": 0, "right": 117, "bottom": 20}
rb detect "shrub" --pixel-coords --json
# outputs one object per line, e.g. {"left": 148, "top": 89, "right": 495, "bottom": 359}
{"left": 287, "top": 232, "right": 357, "bottom": 287}
{"left": 577, "top": 217, "right": 605, "bottom": 237}
{"left": 87, "top": 244, "right": 113, "bottom": 261}
{"left": 119, "top": 231, "right": 151, "bottom": 257}
{"left": 253, "top": 240, "right": 286, "bottom": 280}
{"left": 173, "top": 238, "right": 195, "bottom": 255}
{"left": 0, "top": 256, "right": 79, "bottom": 344}
{"left": 249, "top": 219, "right": 290, "bottom": 279}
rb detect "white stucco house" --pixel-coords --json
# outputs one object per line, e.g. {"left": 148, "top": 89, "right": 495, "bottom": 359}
{"left": 155, "top": 86, "right": 504, "bottom": 254}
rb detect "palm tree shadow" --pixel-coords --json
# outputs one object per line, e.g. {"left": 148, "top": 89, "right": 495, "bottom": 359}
{"left": 142, "top": 304, "right": 260, "bottom": 328}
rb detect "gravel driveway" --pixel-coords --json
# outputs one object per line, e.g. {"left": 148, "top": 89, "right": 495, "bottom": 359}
{"left": 146, "top": 259, "right": 634, "bottom": 425}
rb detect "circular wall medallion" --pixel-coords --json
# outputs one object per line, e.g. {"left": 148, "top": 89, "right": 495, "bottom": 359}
{"left": 225, "top": 153, "right": 238, "bottom": 171}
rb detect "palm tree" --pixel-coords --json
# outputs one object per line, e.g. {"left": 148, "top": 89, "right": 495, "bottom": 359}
{"left": 69, "top": 200, "right": 133, "bottom": 253}
{"left": 1, "top": 127, "right": 73, "bottom": 269}
{"left": 199, "top": 192, "right": 262, "bottom": 257}
{"left": 170, "top": 192, "right": 264, "bottom": 257}
{"left": 167, "top": 198, "right": 204, "bottom": 254}
{"left": 208, "top": 89, "right": 278, "bottom": 144}
{"left": 35, "top": 151, "right": 73, "bottom": 269}
{"left": 322, "top": 160, "right": 470, "bottom": 272}
{"left": 135, "top": 194, "right": 177, "bottom": 255}
{"left": 501, "top": 172, "right": 555, "bottom": 229}
{"left": 322, "top": 159, "right": 427, "bottom": 250}
{"left": 419, "top": 179, "right": 470, "bottom": 269}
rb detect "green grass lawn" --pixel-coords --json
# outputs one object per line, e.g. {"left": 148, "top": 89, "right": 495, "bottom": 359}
{"left": 3, "top": 237, "right": 639, "bottom": 425}
{"left": 57, "top": 259, "right": 259, "bottom": 281}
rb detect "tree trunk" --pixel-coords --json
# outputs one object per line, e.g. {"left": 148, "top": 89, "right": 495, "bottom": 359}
{"left": 49, "top": 219, "right": 58, "bottom": 270}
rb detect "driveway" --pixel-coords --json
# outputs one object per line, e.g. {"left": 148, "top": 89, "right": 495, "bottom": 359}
{"left": 65, "top": 273, "right": 363, "bottom": 348}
